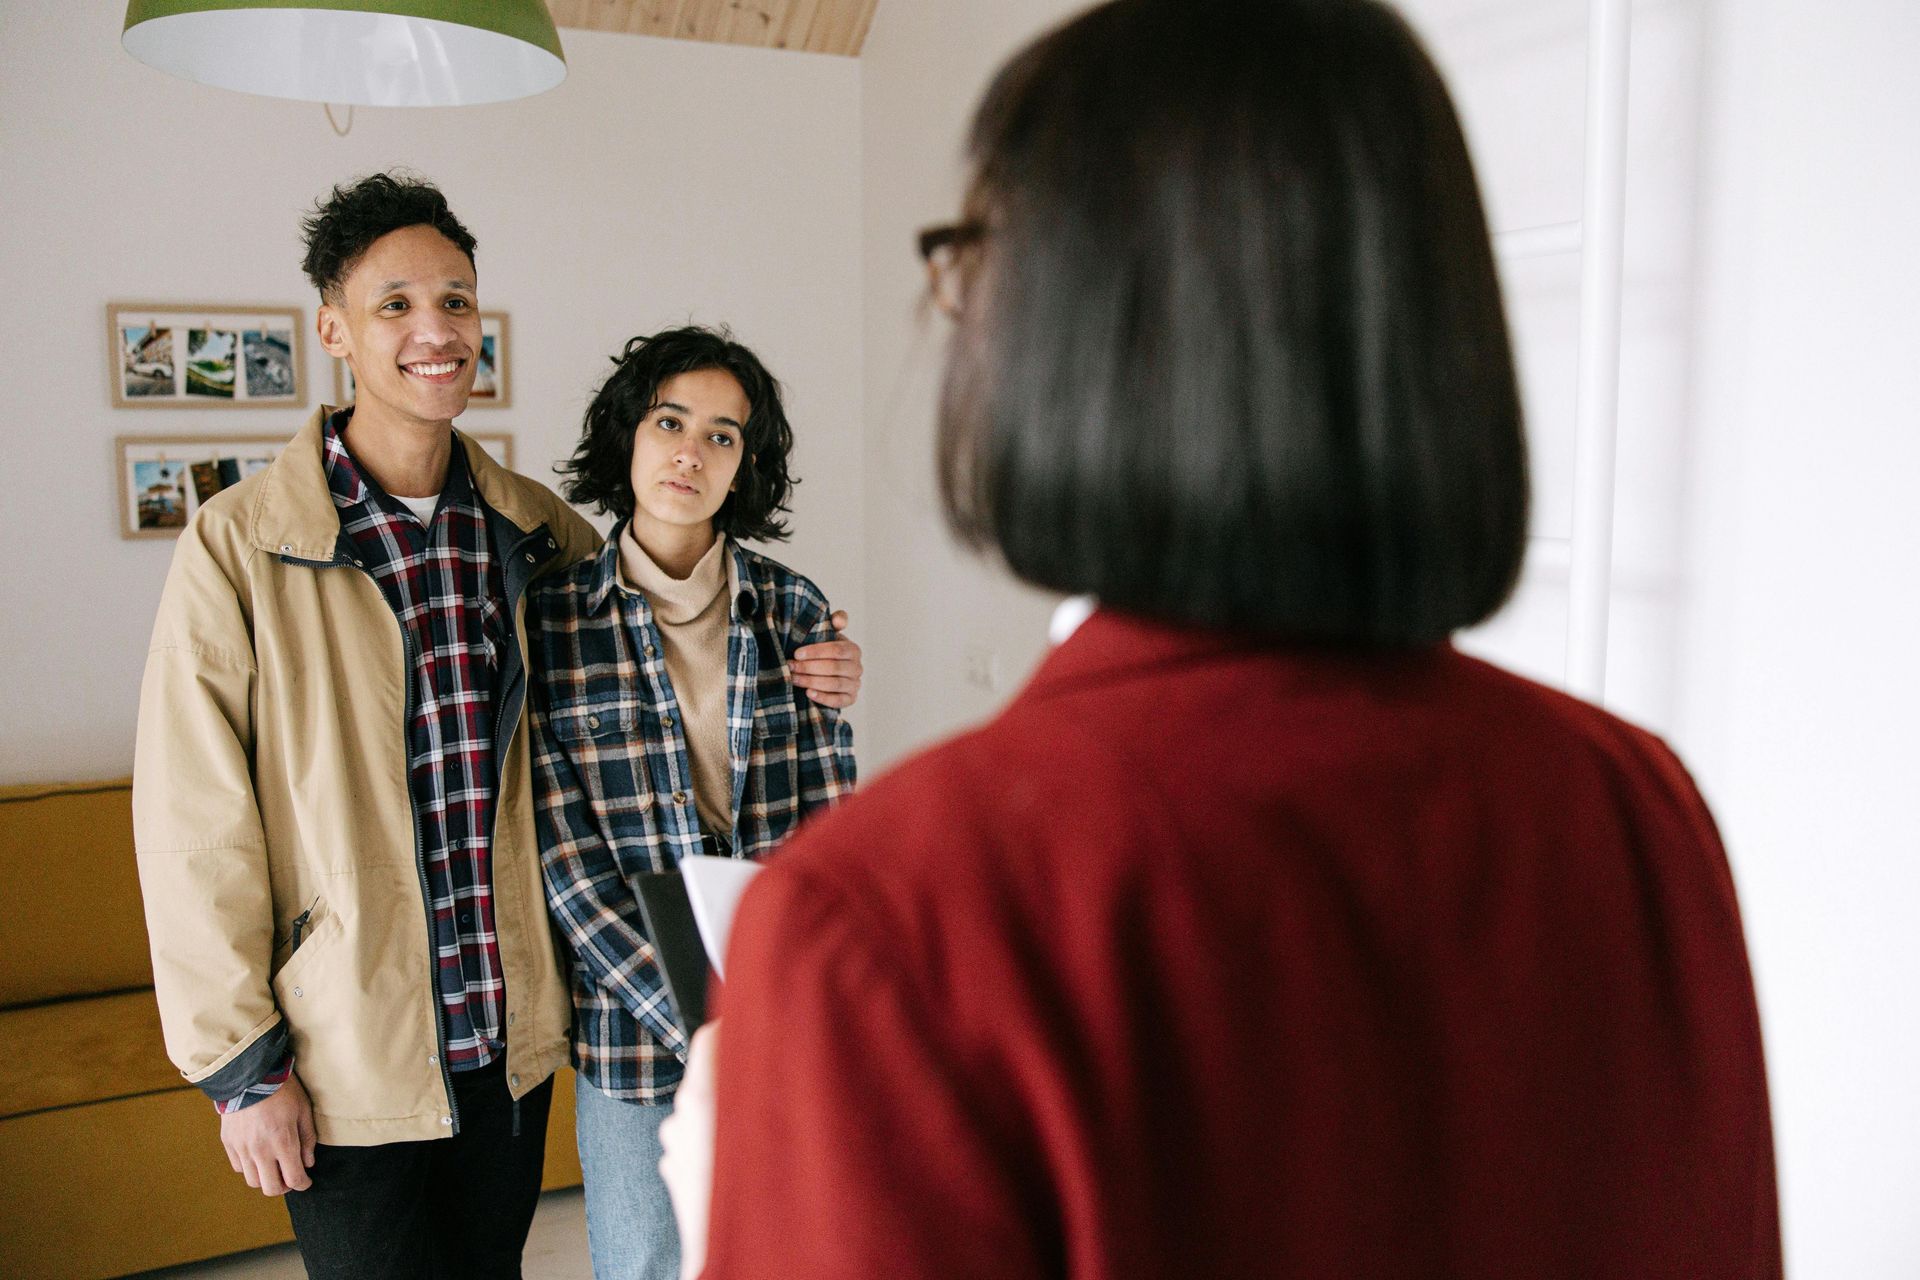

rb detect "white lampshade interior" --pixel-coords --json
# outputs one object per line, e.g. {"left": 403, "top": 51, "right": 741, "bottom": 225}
{"left": 122, "top": 8, "right": 566, "bottom": 107}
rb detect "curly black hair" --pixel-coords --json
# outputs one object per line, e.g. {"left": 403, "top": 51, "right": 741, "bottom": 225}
{"left": 561, "top": 326, "right": 795, "bottom": 544}
{"left": 300, "top": 172, "right": 477, "bottom": 303}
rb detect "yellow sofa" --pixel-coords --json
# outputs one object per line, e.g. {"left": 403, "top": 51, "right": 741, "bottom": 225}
{"left": 0, "top": 780, "right": 583, "bottom": 1279}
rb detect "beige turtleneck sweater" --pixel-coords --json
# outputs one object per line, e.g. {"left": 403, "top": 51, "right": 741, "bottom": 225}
{"left": 619, "top": 528, "right": 736, "bottom": 836}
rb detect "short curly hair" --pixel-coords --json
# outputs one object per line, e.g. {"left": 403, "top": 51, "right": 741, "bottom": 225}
{"left": 560, "top": 326, "right": 795, "bottom": 544}
{"left": 300, "top": 172, "right": 477, "bottom": 303}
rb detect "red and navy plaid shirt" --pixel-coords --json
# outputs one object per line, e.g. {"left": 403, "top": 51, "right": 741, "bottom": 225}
{"left": 217, "top": 412, "right": 513, "bottom": 1112}
{"left": 324, "top": 412, "right": 512, "bottom": 1075}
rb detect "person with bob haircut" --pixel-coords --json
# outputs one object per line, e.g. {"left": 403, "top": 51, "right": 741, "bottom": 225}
{"left": 525, "top": 325, "right": 858, "bottom": 1280}
{"left": 658, "top": 1, "right": 1781, "bottom": 1277}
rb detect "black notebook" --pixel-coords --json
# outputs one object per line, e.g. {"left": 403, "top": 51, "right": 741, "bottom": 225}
{"left": 633, "top": 869, "right": 711, "bottom": 1040}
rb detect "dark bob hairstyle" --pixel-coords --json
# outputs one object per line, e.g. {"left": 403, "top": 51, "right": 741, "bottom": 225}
{"left": 560, "top": 326, "right": 795, "bottom": 543}
{"left": 301, "top": 172, "right": 477, "bottom": 304}
{"left": 938, "top": 0, "right": 1529, "bottom": 646}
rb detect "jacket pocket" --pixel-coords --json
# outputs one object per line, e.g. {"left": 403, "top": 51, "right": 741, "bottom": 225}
{"left": 270, "top": 897, "right": 342, "bottom": 1001}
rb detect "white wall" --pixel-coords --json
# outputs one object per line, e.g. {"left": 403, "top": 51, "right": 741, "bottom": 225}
{"left": 857, "top": 0, "right": 1096, "bottom": 770}
{"left": 0, "top": 5, "right": 865, "bottom": 784}
{"left": 1677, "top": 1, "right": 1920, "bottom": 1272}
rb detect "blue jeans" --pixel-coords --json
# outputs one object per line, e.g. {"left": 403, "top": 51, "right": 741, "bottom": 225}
{"left": 575, "top": 1075, "right": 680, "bottom": 1280}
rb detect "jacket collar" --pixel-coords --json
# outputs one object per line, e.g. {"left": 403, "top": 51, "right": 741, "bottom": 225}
{"left": 585, "top": 519, "right": 759, "bottom": 620}
{"left": 1018, "top": 608, "right": 1452, "bottom": 708}
{"left": 251, "top": 406, "right": 552, "bottom": 560}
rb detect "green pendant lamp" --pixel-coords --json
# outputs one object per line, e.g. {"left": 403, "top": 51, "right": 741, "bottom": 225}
{"left": 122, "top": 1, "right": 566, "bottom": 107}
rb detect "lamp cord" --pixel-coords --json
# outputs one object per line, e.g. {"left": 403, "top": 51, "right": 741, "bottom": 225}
{"left": 324, "top": 103, "right": 354, "bottom": 137}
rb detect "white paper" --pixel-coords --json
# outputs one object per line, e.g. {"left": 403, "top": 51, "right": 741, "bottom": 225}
{"left": 679, "top": 855, "right": 764, "bottom": 979}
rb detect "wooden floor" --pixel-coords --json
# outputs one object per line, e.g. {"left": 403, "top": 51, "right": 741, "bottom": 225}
{"left": 132, "top": 1188, "right": 593, "bottom": 1279}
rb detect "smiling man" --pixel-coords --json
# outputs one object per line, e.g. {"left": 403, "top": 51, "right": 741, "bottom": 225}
{"left": 131, "top": 175, "right": 861, "bottom": 1278}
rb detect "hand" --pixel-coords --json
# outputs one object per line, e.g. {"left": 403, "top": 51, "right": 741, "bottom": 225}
{"left": 220, "top": 1072, "right": 317, "bottom": 1196}
{"left": 660, "top": 1020, "right": 721, "bottom": 1280}
{"left": 792, "top": 610, "right": 864, "bottom": 709}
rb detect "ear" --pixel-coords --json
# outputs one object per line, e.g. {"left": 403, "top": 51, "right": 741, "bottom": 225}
{"left": 316, "top": 303, "right": 350, "bottom": 361}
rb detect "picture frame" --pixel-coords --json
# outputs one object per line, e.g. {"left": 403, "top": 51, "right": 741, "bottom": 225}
{"left": 116, "top": 431, "right": 517, "bottom": 540}
{"left": 108, "top": 303, "right": 305, "bottom": 408}
{"left": 469, "top": 311, "right": 512, "bottom": 408}
{"left": 329, "top": 310, "right": 510, "bottom": 409}
{"left": 331, "top": 355, "right": 356, "bottom": 408}
{"left": 117, "top": 434, "right": 289, "bottom": 539}
{"left": 467, "top": 431, "right": 515, "bottom": 470}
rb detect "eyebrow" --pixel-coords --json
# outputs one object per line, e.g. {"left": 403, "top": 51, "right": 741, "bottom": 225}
{"left": 656, "top": 401, "right": 744, "bottom": 431}
{"left": 376, "top": 278, "right": 476, "bottom": 293}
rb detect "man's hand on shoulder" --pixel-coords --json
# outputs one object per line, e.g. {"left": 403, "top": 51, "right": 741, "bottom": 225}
{"left": 793, "top": 610, "right": 864, "bottom": 709}
{"left": 221, "top": 1072, "right": 318, "bottom": 1196}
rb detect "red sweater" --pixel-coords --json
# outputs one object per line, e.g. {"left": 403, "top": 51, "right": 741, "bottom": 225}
{"left": 706, "top": 611, "right": 1780, "bottom": 1278}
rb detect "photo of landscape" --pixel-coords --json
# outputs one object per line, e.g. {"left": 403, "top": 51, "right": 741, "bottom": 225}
{"left": 131, "top": 460, "right": 189, "bottom": 530}
{"left": 119, "top": 323, "right": 175, "bottom": 397}
{"left": 186, "top": 328, "right": 237, "bottom": 398}
{"left": 242, "top": 327, "right": 294, "bottom": 398}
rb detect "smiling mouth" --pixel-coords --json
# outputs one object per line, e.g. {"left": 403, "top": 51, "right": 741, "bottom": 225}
{"left": 402, "top": 359, "right": 464, "bottom": 382}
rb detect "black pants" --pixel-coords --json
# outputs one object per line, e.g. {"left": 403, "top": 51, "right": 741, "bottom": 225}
{"left": 283, "top": 1058, "right": 553, "bottom": 1280}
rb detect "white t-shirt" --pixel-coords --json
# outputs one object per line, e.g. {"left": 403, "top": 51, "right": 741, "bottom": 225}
{"left": 395, "top": 493, "right": 439, "bottom": 526}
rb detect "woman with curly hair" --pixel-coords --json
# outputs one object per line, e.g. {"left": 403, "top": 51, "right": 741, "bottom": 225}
{"left": 525, "top": 325, "right": 859, "bottom": 1280}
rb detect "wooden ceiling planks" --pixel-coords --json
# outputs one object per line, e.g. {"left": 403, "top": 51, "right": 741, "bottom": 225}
{"left": 547, "top": 0, "right": 880, "bottom": 56}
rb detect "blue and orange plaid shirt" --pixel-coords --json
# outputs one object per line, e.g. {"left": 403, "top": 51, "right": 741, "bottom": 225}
{"left": 526, "top": 525, "right": 856, "bottom": 1103}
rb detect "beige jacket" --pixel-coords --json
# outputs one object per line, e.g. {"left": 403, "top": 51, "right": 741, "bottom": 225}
{"left": 133, "top": 408, "right": 600, "bottom": 1145}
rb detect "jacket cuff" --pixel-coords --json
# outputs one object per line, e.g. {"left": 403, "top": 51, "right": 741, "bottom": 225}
{"left": 196, "top": 1021, "right": 291, "bottom": 1106}
{"left": 212, "top": 1051, "right": 294, "bottom": 1114}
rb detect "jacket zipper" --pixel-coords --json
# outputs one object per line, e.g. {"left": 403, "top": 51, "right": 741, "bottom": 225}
{"left": 486, "top": 527, "right": 547, "bottom": 1098}
{"left": 336, "top": 519, "right": 552, "bottom": 1133}
{"left": 399, "top": 616, "right": 461, "bottom": 1135}
{"left": 336, "top": 548, "right": 459, "bottom": 1136}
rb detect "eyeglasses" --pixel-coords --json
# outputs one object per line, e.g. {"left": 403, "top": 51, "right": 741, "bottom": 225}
{"left": 917, "top": 221, "right": 986, "bottom": 317}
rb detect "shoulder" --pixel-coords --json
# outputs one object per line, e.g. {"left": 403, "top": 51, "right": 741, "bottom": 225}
{"left": 480, "top": 459, "right": 603, "bottom": 567}
{"left": 189, "top": 468, "right": 264, "bottom": 542}
{"left": 765, "top": 719, "right": 1015, "bottom": 886}
{"left": 525, "top": 551, "right": 605, "bottom": 631}
{"left": 1446, "top": 648, "right": 1682, "bottom": 767}
{"left": 734, "top": 544, "right": 833, "bottom": 635}
{"left": 170, "top": 472, "right": 266, "bottom": 586}
{"left": 1434, "top": 649, "right": 1718, "bottom": 838}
